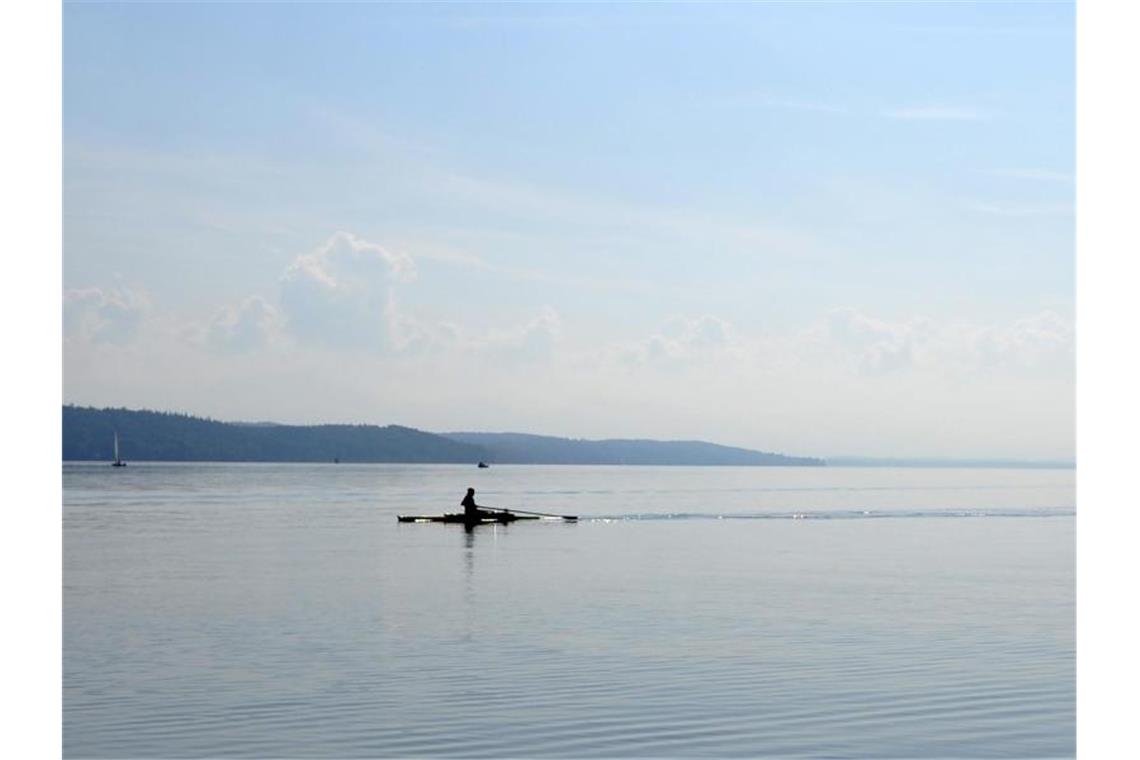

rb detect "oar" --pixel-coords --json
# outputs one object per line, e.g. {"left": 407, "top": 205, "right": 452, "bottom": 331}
{"left": 486, "top": 506, "right": 578, "bottom": 521}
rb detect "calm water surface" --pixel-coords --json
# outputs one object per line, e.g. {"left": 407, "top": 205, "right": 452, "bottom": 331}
{"left": 64, "top": 464, "right": 1074, "bottom": 758}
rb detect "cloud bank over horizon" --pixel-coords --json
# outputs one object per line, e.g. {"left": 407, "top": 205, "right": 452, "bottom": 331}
{"left": 63, "top": 232, "right": 1073, "bottom": 460}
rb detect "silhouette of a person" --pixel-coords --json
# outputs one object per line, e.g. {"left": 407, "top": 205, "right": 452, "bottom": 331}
{"left": 461, "top": 487, "right": 494, "bottom": 521}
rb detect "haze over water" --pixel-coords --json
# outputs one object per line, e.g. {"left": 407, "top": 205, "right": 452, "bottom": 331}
{"left": 63, "top": 463, "right": 1074, "bottom": 758}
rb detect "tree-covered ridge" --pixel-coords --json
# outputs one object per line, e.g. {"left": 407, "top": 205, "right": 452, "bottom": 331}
{"left": 63, "top": 406, "right": 825, "bottom": 465}
{"left": 443, "top": 432, "right": 825, "bottom": 466}
{"left": 62, "top": 406, "right": 486, "bottom": 463}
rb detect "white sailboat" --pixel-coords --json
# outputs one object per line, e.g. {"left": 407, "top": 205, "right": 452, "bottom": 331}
{"left": 112, "top": 431, "right": 127, "bottom": 467}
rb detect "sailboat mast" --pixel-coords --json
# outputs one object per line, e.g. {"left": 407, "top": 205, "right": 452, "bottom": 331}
{"left": 114, "top": 431, "right": 119, "bottom": 463}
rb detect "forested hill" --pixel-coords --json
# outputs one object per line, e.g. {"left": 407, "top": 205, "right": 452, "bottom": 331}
{"left": 62, "top": 406, "right": 825, "bottom": 466}
{"left": 443, "top": 432, "right": 825, "bottom": 466}
{"left": 62, "top": 406, "right": 486, "bottom": 463}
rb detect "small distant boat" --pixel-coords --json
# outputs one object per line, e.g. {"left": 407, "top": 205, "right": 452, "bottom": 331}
{"left": 111, "top": 431, "right": 127, "bottom": 467}
{"left": 477, "top": 461, "right": 490, "bottom": 468}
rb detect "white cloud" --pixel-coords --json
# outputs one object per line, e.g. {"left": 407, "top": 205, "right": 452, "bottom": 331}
{"left": 384, "top": 305, "right": 461, "bottom": 356}
{"left": 278, "top": 231, "right": 415, "bottom": 351}
{"left": 469, "top": 306, "right": 563, "bottom": 362}
{"left": 364, "top": 302, "right": 564, "bottom": 363}
{"left": 883, "top": 106, "right": 989, "bottom": 121}
{"left": 972, "top": 310, "right": 1074, "bottom": 371}
{"left": 204, "top": 295, "right": 282, "bottom": 353}
{"left": 194, "top": 231, "right": 563, "bottom": 364}
{"left": 824, "top": 308, "right": 920, "bottom": 374}
{"left": 63, "top": 284, "right": 148, "bottom": 345}
{"left": 814, "top": 308, "right": 1073, "bottom": 377}
{"left": 626, "top": 314, "right": 738, "bottom": 367}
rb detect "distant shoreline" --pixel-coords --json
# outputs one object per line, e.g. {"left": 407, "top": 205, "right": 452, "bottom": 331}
{"left": 63, "top": 459, "right": 1074, "bottom": 470}
{"left": 62, "top": 406, "right": 823, "bottom": 467}
{"left": 62, "top": 405, "right": 1071, "bottom": 469}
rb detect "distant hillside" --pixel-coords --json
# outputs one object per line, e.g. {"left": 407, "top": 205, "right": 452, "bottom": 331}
{"left": 443, "top": 432, "right": 825, "bottom": 466}
{"left": 63, "top": 406, "right": 486, "bottom": 463}
{"left": 62, "top": 406, "right": 825, "bottom": 466}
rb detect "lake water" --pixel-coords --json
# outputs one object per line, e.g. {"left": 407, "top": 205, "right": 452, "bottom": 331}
{"left": 63, "top": 463, "right": 1074, "bottom": 758}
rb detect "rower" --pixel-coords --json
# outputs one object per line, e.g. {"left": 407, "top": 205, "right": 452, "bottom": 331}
{"left": 461, "top": 488, "right": 496, "bottom": 521}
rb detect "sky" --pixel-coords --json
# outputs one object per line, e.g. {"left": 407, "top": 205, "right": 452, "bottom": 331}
{"left": 61, "top": 1, "right": 1075, "bottom": 460}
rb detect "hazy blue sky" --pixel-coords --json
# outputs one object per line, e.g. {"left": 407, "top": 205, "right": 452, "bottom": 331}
{"left": 62, "top": 1, "right": 1074, "bottom": 459}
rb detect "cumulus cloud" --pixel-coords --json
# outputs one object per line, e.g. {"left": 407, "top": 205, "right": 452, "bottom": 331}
{"left": 204, "top": 295, "right": 282, "bottom": 353}
{"left": 63, "top": 285, "right": 148, "bottom": 344}
{"left": 472, "top": 306, "right": 563, "bottom": 361}
{"left": 614, "top": 308, "right": 1071, "bottom": 384}
{"left": 824, "top": 308, "right": 921, "bottom": 374}
{"left": 384, "top": 306, "right": 461, "bottom": 356}
{"left": 817, "top": 308, "right": 1073, "bottom": 376}
{"left": 278, "top": 231, "right": 415, "bottom": 350}
{"left": 626, "top": 315, "right": 737, "bottom": 366}
{"left": 198, "top": 232, "right": 561, "bottom": 363}
{"left": 379, "top": 304, "right": 564, "bottom": 362}
{"left": 972, "top": 311, "right": 1074, "bottom": 371}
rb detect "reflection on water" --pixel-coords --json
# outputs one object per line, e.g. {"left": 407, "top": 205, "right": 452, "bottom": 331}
{"left": 463, "top": 528, "right": 475, "bottom": 594}
{"left": 64, "top": 463, "right": 1074, "bottom": 758}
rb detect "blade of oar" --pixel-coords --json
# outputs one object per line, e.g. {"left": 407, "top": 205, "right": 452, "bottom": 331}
{"left": 487, "top": 507, "right": 578, "bottom": 521}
